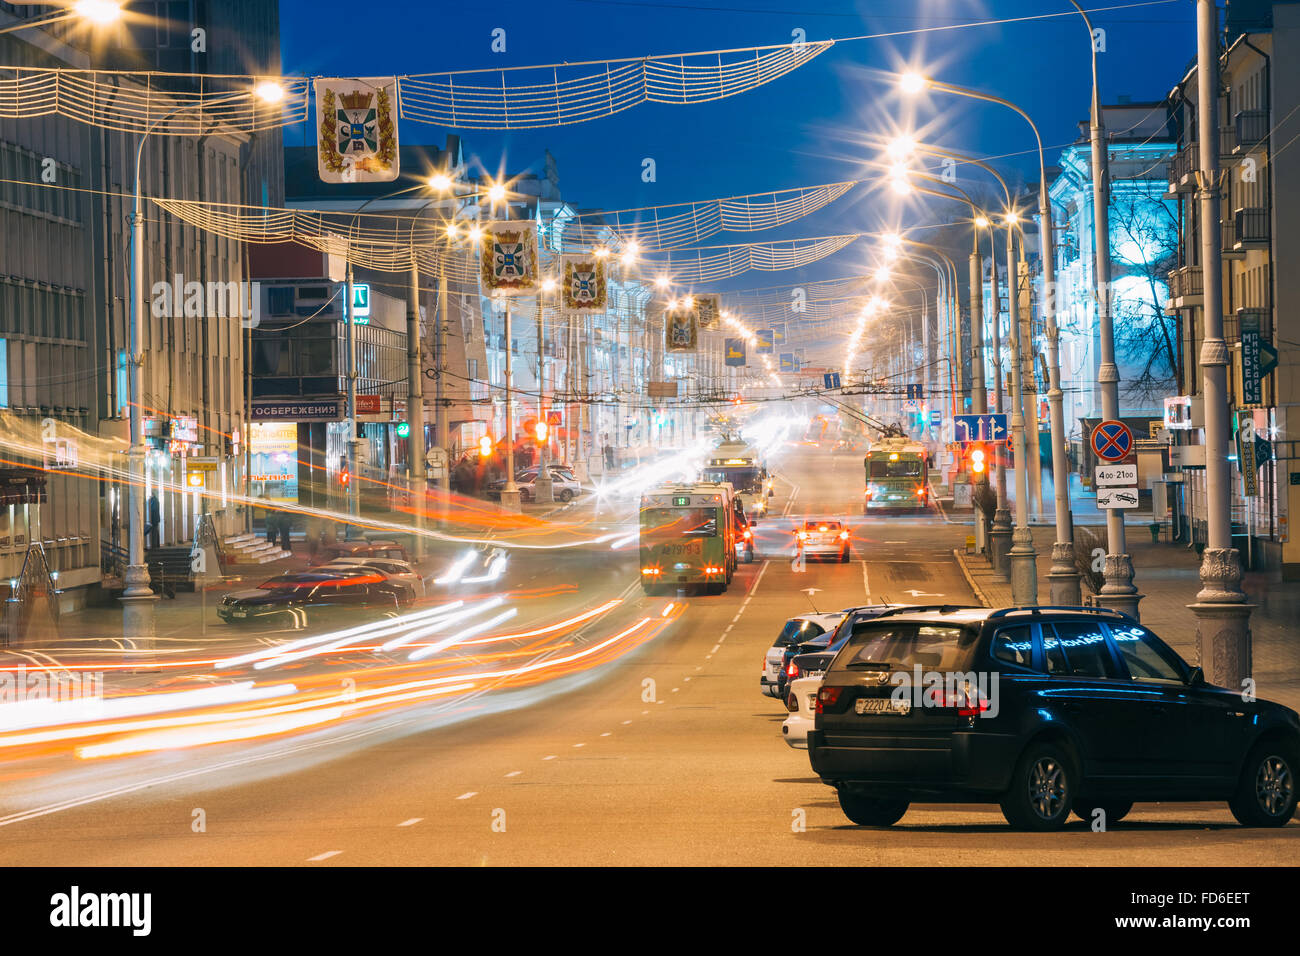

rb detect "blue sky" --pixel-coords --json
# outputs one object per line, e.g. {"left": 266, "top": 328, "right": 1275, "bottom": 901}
{"left": 279, "top": 0, "right": 1196, "bottom": 298}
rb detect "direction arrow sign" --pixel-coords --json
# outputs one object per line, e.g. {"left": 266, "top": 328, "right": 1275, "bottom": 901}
{"left": 953, "top": 413, "right": 1008, "bottom": 443}
{"left": 1091, "top": 420, "right": 1133, "bottom": 463}
{"left": 1096, "top": 486, "right": 1140, "bottom": 509}
{"left": 822, "top": 372, "right": 841, "bottom": 390}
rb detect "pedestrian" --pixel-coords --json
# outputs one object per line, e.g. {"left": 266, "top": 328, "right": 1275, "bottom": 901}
{"left": 278, "top": 510, "right": 294, "bottom": 553}
{"left": 145, "top": 492, "right": 161, "bottom": 550}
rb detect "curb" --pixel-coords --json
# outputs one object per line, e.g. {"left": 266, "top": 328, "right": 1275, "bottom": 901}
{"left": 952, "top": 547, "right": 993, "bottom": 608}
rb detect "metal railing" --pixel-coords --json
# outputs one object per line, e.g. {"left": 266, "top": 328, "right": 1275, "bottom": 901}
{"left": 3, "top": 543, "right": 61, "bottom": 647}
{"left": 1168, "top": 265, "right": 1204, "bottom": 300}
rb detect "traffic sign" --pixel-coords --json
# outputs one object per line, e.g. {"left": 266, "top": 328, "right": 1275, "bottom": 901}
{"left": 952, "top": 414, "right": 1008, "bottom": 443}
{"left": 1097, "top": 486, "right": 1140, "bottom": 509}
{"left": 1090, "top": 420, "right": 1133, "bottom": 463}
{"left": 1094, "top": 462, "right": 1137, "bottom": 486}
{"left": 930, "top": 410, "right": 941, "bottom": 425}
{"left": 823, "top": 372, "right": 841, "bottom": 390}
{"left": 906, "top": 384, "right": 924, "bottom": 401}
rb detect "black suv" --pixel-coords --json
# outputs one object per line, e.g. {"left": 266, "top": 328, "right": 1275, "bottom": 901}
{"left": 807, "top": 605, "right": 1300, "bottom": 831}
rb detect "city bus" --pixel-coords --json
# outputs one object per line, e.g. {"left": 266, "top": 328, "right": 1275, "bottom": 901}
{"left": 639, "top": 482, "right": 737, "bottom": 595}
{"left": 701, "top": 440, "right": 772, "bottom": 524}
{"left": 863, "top": 435, "right": 930, "bottom": 513}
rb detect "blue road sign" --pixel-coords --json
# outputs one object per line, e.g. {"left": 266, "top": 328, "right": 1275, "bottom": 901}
{"left": 906, "top": 383, "right": 923, "bottom": 401}
{"left": 930, "top": 410, "right": 941, "bottom": 424}
{"left": 1090, "top": 419, "right": 1133, "bottom": 462}
{"left": 823, "top": 372, "right": 841, "bottom": 390}
{"left": 952, "top": 413, "right": 1008, "bottom": 443}
{"left": 756, "top": 329, "right": 774, "bottom": 354}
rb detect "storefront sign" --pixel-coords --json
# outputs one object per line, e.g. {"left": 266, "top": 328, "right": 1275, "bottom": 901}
{"left": 251, "top": 399, "right": 344, "bottom": 422}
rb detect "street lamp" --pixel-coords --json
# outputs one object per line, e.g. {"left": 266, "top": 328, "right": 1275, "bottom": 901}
{"left": 900, "top": 71, "right": 1078, "bottom": 606}
{"left": 123, "top": 79, "right": 284, "bottom": 650}
{"left": 0, "top": 0, "right": 122, "bottom": 35}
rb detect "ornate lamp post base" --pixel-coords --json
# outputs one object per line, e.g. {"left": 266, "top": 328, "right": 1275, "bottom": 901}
{"left": 121, "top": 563, "right": 158, "bottom": 671}
{"left": 1189, "top": 547, "right": 1253, "bottom": 690}
{"left": 1096, "top": 551, "right": 1142, "bottom": 619}
{"left": 1047, "top": 541, "right": 1082, "bottom": 606}
{"left": 499, "top": 488, "right": 522, "bottom": 512}
{"left": 989, "top": 508, "right": 1012, "bottom": 577}
{"left": 1008, "top": 528, "right": 1038, "bottom": 606}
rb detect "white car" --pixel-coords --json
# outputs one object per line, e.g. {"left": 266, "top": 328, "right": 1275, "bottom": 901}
{"left": 795, "top": 519, "right": 851, "bottom": 562}
{"left": 782, "top": 675, "right": 822, "bottom": 750}
{"left": 319, "top": 557, "right": 427, "bottom": 598}
{"left": 761, "top": 612, "right": 845, "bottom": 698}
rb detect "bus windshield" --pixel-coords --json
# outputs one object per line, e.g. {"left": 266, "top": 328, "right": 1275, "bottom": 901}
{"left": 641, "top": 508, "right": 719, "bottom": 538}
{"left": 702, "top": 466, "right": 761, "bottom": 493}
{"left": 868, "top": 458, "right": 923, "bottom": 478}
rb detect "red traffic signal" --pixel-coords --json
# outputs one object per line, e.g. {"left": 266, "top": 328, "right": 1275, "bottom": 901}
{"left": 479, "top": 435, "right": 494, "bottom": 458}
{"left": 967, "top": 443, "right": 987, "bottom": 475}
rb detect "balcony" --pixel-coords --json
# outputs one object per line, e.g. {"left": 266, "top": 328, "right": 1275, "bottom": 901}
{"left": 1165, "top": 265, "right": 1204, "bottom": 311}
{"left": 1167, "top": 130, "right": 1240, "bottom": 193}
{"left": 1233, "top": 207, "right": 1270, "bottom": 250}
{"left": 1231, "top": 110, "right": 1268, "bottom": 153}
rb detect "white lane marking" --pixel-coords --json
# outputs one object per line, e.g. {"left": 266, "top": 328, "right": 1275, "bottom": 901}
{"left": 683, "top": 677, "right": 691, "bottom": 682}
{"left": 710, "top": 644, "right": 721, "bottom": 654}
{"left": 622, "top": 720, "right": 632, "bottom": 725}
{"left": 723, "top": 624, "right": 733, "bottom": 634}
{"left": 308, "top": 850, "right": 342, "bottom": 862}
{"left": 861, "top": 560, "right": 871, "bottom": 601}
{"left": 505, "top": 771, "right": 522, "bottom": 777}
{"left": 705, "top": 654, "right": 712, "bottom": 659}
{"left": 671, "top": 687, "right": 679, "bottom": 693}
{"left": 573, "top": 742, "right": 585, "bottom": 748}
{"left": 456, "top": 792, "right": 477, "bottom": 800}
{"left": 641, "top": 710, "right": 649, "bottom": 715}
{"left": 749, "top": 560, "right": 770, "bottom": 596}
{"left": 398, "top": 818, "right": 423, "bottom": 827}
{"left": 600, "top": 732, "right": 611, "bottom": 737}
{"left": 543, "top": 755, "right": 557, "bottom": 760}
{"left": 782, "top": 484, "right": 800, "bottom": 516}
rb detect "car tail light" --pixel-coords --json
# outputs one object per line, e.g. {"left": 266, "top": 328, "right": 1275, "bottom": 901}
{"left": 816, "top": 686, "right": 844, "bottom": 714}
{"left": 916, "top": 486, "right": 928, "bottom": 498}
{"left": 786, "top": 693, "right": 799, "bottom": 712}
{"left": 936, "top": 688, "right": 990, "bottom": 717}
{"left": 796, "top": 530, "right": 807, "bottom": 541}
{"left": 838, "top": 530, "right": 849, "bottom": 540}
{"left": 786, "top": 661, "right": 799, "bottom": 678}
{"left": 743, "top": 530, "right": 752, "bottom": 539}
{"left": 863, "top": 488, "right": 873, "bottom": 501}
{"left": 641, "top": 567, "right": 661, "bottom": 576}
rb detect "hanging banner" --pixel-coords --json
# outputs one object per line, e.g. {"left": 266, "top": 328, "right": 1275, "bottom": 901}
{"left": 314, "top": 77, "right": 399, "bottom": 183}
{"left": 779, "top": 352, "right": 797, "bottom": 373}
{"left": 666, "top": 303, "right": 699, "bottom": 352}
{"left": 695, "top": 293, "right": 721, "bottom": 330}
{"left": 559, "top": 255, "right": 607, "bottom": 312}
{"left": 773, "top": 323, "right": 787, "bottom": 345}
{"left": 724, "top": 338, "right": 747, "bottom": 367}
{"left": 480, "top": 221, "right": 540, "bottom": 296}
{"left": 756, "top": 329, "right": 774, "bottom": 354}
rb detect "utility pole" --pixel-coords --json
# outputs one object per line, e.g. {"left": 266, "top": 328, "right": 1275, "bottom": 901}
{"left": 345, "top": 262, "right": 360, "bottom": 534}
{"left": 988, "top": 234, "right": 1012, "bottom": 576}
{"left": 500, "top": 300, "right": 521, "bottom": 511}
{"left": 534, "top": 290, "right": 554, "bottom": 503}
{"left": 1006, "top": 228, "right": 1038, "bottom": 604}
{"left": 436, "top": 263, "right": 450, "bottom": 504}
{"left": 1190, "top": 0, "right": 1252, "bottom": 685}
{"left": 407, "top": 263, "right": 426, "bottom": 557}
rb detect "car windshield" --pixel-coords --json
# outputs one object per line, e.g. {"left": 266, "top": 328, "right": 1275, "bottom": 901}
{"left": 775, "top": 619, "right": 826, "bottom": 646}
{"left": 841, "top": 623, "right": 978, "bottom": 671}
{"left": 804, "top": 520, "right": 841, "bottom": 531}
{"left": 701, "top": 466, "right": 761, "bottom": 492}
{"left": 868, "top": 458, "right": 923, "bottom": 478}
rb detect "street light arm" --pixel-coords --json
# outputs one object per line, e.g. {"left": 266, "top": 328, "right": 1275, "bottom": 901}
{"left": 928, "top": 80, "right": 1047, "bottom": 190}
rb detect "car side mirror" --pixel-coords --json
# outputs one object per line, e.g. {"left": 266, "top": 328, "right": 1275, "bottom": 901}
{"left": 1185, "top": 665, "right": 1205, "bottom": 686}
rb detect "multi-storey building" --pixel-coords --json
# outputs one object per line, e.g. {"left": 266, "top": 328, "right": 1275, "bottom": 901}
{"left": 1164, "top": 0, "right": 1299, "bottom": 575}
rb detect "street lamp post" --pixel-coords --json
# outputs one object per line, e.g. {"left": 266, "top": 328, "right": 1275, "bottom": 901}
{"left": 902, "top": 73, "right": 1078, "bottom": 605}
{"left": 1003, "top": 216, "right": 1037, "bottom": 604}
{"left": 534, "top": 276, "right": 556, "bottom": 504}
{"left": 499, "top": 297, "right": 522, "bottom": 512}
{"left": 1190, "top": 0, "right": 1252, "bottom": 686}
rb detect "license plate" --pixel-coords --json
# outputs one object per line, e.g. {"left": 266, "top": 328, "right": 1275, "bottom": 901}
{"left": 855, "top": 697, "right": 907, "bottom": 715}
{"left": 232, "top": 609, "right": 247, "bottom": 618}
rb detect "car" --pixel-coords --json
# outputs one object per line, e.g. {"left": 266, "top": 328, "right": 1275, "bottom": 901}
{"left": 782, "top": 674, "right": 822, "bottom": 749}
{"left": 315, "top": 539, "right": 412, "bottom": 564}
{"left": 317, "top": 557, "right": 427, "bottom": 598}
{"left": 807, "top": 605, "right": 1300, "bottom": 830}
{"left": 761, "top": 613, "right": 844, "bottom": 698}
{"left": 796, "top": 519, "right": 850, "bottom": 562}
{"left": 734, "top": 509, "right": 756, "bottom": 564}
{"left": 774, "top": 604, "right": 896, "bottom": 701}
{"left": 217, "top": 569, "right": 413, "bottom": 627}
{"left": 488, "top": 466, "right": 583, "bottom": 503}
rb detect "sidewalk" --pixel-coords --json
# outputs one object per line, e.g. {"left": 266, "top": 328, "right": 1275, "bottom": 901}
{"left": 954, "top": 525, "right": 1300, "bottom": 711}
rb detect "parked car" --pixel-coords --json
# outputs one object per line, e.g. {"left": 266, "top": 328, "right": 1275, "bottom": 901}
{"left": 317, "top": 557, "right": 427, "bottom": 598}
{"left": 808, "top": 605, "right": 1300, "bottom": 830}
{"left": 217, "top": 569, "right": 413, "bottom": 627}
{"left": 762, "top": 612, "right": 845, "bottom": 698}
{"left": 488, "top": 466, "right": 584, "bottom": 503}
{"left": 795, "top": 519, "right": 850, "bottom": 562}
{"left": 782, "top": 674, "right": 822, "bottom": 749}
{"left": 315, "top": 539, "right": 412, "bottom": 564}
{"left": 773, "top": 604, "right": 897, "bottom": 701}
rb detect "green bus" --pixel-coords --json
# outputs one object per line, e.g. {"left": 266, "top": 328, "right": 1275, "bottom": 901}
{"left": 863, "top": 436, "right": 930, "bottom": 513}
{"left": 639, "top": 483, "right": 737, "bottom": 595}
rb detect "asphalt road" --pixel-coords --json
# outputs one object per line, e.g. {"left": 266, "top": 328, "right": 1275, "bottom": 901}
{"left": 0, "top": 445, "right": 1295, "bottom": 865}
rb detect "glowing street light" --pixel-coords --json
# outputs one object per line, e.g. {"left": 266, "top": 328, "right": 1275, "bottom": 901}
{"left": 487, "top": 182, "right": 507, "bottom": 204}
{"left": 73, "top": 0, "right": 123, "bottom": 25}
{"left": 899, "top": 72, "right": 929, "bottom": 95}
{"left": 428, "top": 171, "right": 454, "bottom": 192}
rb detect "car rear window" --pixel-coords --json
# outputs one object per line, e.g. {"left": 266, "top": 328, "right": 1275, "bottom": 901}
{"left": 840, "top": 623, "right": 977, "bottom": 671}
{"left": 1045, "top": 622, "right": 1119, "bottom": 678}
{"left": 776, "top": 619, "right": 826, "bottom": 646}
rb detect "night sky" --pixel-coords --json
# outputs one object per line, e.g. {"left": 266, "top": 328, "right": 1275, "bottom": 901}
{"left": 279, "top": 0, "right": 1197, "bottom": 292}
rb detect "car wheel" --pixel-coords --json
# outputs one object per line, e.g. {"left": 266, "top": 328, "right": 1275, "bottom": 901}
{"left": 837, "top": 789, "right": 909, "bottom": 827}
{"left": 1000, "top": 742, "right": 1076, "bottom": 831}
{"left": 558, "top": 488, "right": 574, "bottom": 503}
{"left": 1229, "top": 741, "right": 1298, "bottom": 827}
{"left": 1071, "top": 799, "right": 1132, "bottom": 825}
{"left": 745, "top": 547, "right": 755, "bottom": 563}
{"left": 839, "top": 548, "right": 849, "bottom": 563}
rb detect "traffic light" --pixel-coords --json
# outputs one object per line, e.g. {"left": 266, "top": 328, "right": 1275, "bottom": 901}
{"left": 968, "top": 443, "right": 987, "bottom": 476}
{"left": 395, "top": 421, "right": 410, "bottom": 439}
{"left": 339, "top": 466, "right": 351, "bottom": 487}
{"left": 478, "top": 434, "right": 494, "bottom": 458}
{"left": 534, "top": 420, "right": 548, "bottom": 443}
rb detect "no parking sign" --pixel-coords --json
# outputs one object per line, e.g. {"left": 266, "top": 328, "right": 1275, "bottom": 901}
{"left": 1090, "top": 420, "right": 1133, "bottom": 463}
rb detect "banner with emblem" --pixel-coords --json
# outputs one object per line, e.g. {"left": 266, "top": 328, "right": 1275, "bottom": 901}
{"left": 665, "top": 303, "right": 699, "bottom": 352}
{"left": 559, "top": 255, "right": 607, "bottom": 312}
{"left": 314, "top": 77, "right": 399, "bottom": 183}
{"left": 480, "top": 221, "right": 540, "bottom": 296}
{"left": 724, "top": 337, "right": 747, "bottom": 367}
{"left": 695, "top": 293, "right": 721, "bottom": 330}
